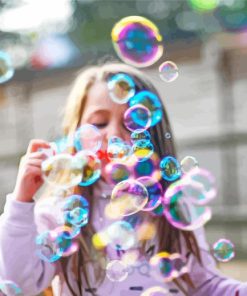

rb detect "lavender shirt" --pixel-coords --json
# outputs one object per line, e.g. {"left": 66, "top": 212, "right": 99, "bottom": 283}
{"left": 0, "top": 185, "right": 247, "bottom": 295}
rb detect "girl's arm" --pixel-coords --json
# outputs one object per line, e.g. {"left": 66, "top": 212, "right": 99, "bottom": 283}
{"left": 0, "top": 139, "right": 57, "bottom": 295}
{"left": 188, "top": 228, "right": 247, "bottom": 296}
{"left": 0, "top": 194, "right": 57, "bottom": 296}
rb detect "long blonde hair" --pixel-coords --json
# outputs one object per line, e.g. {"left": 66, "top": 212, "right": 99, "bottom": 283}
{"left": 48, "top": 63, "right": 201, "bottom": 296}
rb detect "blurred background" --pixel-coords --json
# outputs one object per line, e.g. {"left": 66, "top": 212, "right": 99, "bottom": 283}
{"left": 0, "top": 0, "right": 247, "bottom": 285}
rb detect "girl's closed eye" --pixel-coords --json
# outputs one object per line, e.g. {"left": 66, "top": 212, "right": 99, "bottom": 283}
{"left": 93, "top": 122, "right": 108, "bottom": 128}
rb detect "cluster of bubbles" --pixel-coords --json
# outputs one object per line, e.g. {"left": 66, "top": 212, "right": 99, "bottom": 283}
{"left": 111, "top": 16, "right": 179, "bottom": 83}
{"left": 36, "top": 66, "right": 224, "bottom": 288}
{"left": 212, "top": 239, "right": 235, "bottom": 263}
{"left": 149, "top": 252, "right": 189, "bottom": 283}
{"left": 0, "top": 280, "right": 23, "bottom": 296}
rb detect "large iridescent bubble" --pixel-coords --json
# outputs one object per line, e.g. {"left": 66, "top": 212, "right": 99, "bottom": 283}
{"left": 124, "top": 104, "right": 152, "bottom": 132}
{"left": 111, "top": 16, "right": 163, "bottom": 68}
{"left": 110, "top": 179, "right": 149, "bottom": 216}
{"left": 41, "top": 154, "right": 85, "bottom": 189}
{"left": 129, "top": 90, "right": 163, "bottom": 127}
{"left": 163, "top": 179, "right": 212, "bottom": 231}
{"left": 0, "top": 51, "right": 14, "bottom": 84}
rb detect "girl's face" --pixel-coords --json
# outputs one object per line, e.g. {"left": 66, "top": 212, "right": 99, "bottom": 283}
{"left": 80, "top": 81, "right": 130, "bottom": 180}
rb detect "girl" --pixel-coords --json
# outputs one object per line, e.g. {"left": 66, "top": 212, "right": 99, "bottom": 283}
{"left": 0, "top": 63, "right": 246, "bottom": 296}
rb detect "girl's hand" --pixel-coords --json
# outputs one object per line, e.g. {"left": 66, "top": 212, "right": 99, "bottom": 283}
{"left": 13, "top": 139, "right": 51, "bottom": 203}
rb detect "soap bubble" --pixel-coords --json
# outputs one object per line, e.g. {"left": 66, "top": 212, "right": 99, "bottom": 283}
{"left": 106, "top": 220, "right": 137, "bottom": 250}
{"left": 75, "top": 150, "right": 101, "bottom": 186}
{"left": 137, "top": 176, "right": 163, "bottom": 211}
{"left": 108, "top": 73, "right": 135, "bottom": 104}
{"left": 163, "top": 179, "right": 212, "bottom": 231}
{"left": 63, "top": 195, "right": 89, "bottom": 227}
{"left": 159, "top": 61, "right": 178, "bottom": 83}
{"left": 41, "top": 154, "right": 84, "bottom": 189}
{"left": 107, "top": 136, "right": 131, "bottom": 162}
{"left": 160, "top": 156, "right": 181, "bottom": 182}
{"left": 129, "top": 91, "right": 162, "bottom": 127}
{"left": 131, "top": 129, "right": 151, "bottom": 143}
{"left": 53, "top": 226, "right": 79, "bottom": 257}
{"left": 186, "top": 167, "right": 217, "bottom": 201}
{"left": 180, "top": 156, "right": 199, "bottom": 174}
{"left": 36, "top": 230, "right": 62, "bottom": 262}
{"left": 141, "top": 286, "right": 169, "bottom": 296}
{"left": 124, "top": 104, "right": 151, "bottom": 132}
{"left": 106, "top": 260, "right": 128, "bottom": 282}
{"left": 0, "top": 281, "right": 23, "bottom": 296}
{"left": 110, "top": 179, "right": 149, "bottom": 216}
{"left": 213, "top": 239, "right": 235, "bottom": 262}
{"left": 132, "top": 139, "right": 154, "bottom": 162}
{"left": 111, "top": 16, "right": 163, "bottom": 68}
{"left": 0, "top": 51, "right": 14, "bottom": 84}
{"left": 105, "top": 162, "right": 131, "bottom": 185}
{"left": 74, "top": 124, "right": 102, "bottom": 153}
{"left": 150, "top": 252, "right": 187, "bottom": 282}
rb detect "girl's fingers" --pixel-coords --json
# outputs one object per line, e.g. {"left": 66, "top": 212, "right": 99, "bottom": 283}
{"left": 28, "top": 151, "right": 48, "bottom": 160}
{"left": 27, "top": 139, "right": 51, "bottom": 154}
{"left": 26, "top": 159, "right": 44, "bottom": 168}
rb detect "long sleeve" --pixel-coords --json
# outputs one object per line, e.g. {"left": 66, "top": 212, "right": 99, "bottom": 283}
{"left": 188, "top": 228, "right": 247, "bottom": 296}
{"left": 0, "top": 194, "right": 57, "bottom": 296}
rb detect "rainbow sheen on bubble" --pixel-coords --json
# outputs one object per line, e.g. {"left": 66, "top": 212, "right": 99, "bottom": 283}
{"left": 0, "top": 51, "right": 14, "bottom": 84}
{"left": 63, "top": 195, "right": 89, "bottom": 227}
{"left": 76, "top": 150, "right": 101, "bottom": 186}
{"left": 0, "top": 280, "right": 23, "bottom": 296}
{"left": 108, "top": 73, "right": 135, "bottom": 104}
{"left": 137, "top": 176, "right": 163, "bottom": 211}
{"left": 163, "top": 179, "right": 212, "bottom": 231}
{"left": 129, "top": 90, "right": 163, "bottom": 127}
{"left": 111, "top": 16, "right": 163, "bottom": 68}
{"left": 180, "top": 156, "right": 199, "bottom": 174}
{"left": 131, "top": 129, "right": 151, "bottom": 143}
{"left": 133, "top": 152, "right": 161, "bottom": 180}
{"left": 213, "top": 239, "right": 235, "bottom": 262}
{"left": 124, "top": 104, "right": 151, "bottom": 132}
{"left": 159, "top": 61, "right": 178, "bottom": 83}
{"left": 132, "top": 139, "right": 154, "bottom": 162}
{"left": 106, "top": 260, "right": 129, "bottom": 282}
{"left": 160, "top": 156, "right": 181, "bottom": 182}
{"left": 110, "top": 179, "right": 149, "bottom": 216}
{"left": 105, "top": 162, "right": 131, "bottom": 185}
{"left": 74, "top": 124, "right": 102, "bottom": 153}
{"left": 41, "top": 154, "right": 84, "bottom": 189}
